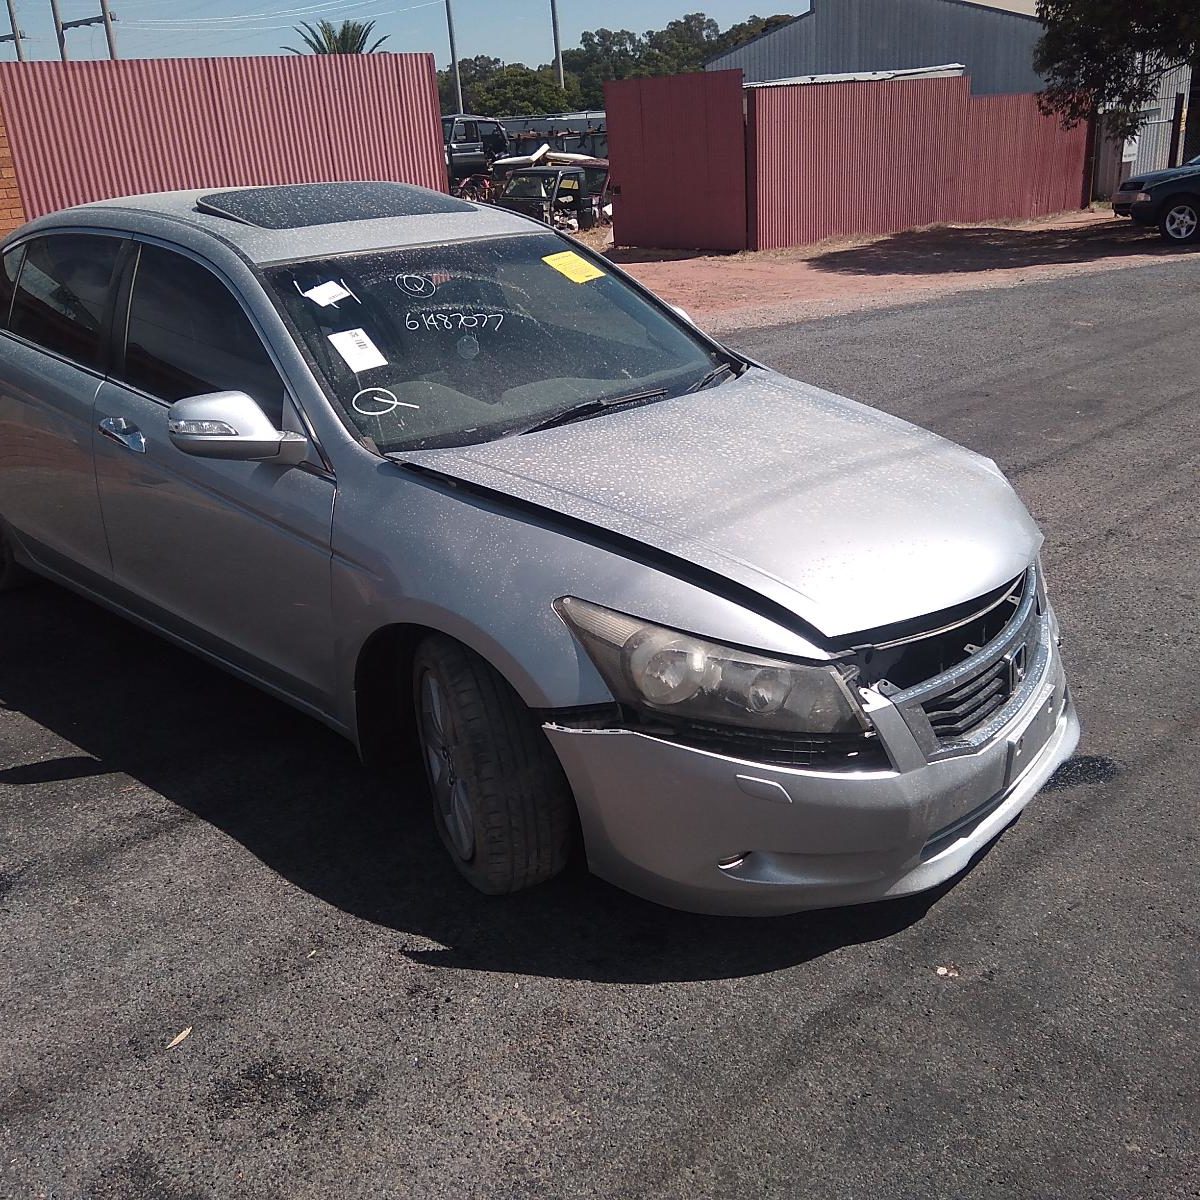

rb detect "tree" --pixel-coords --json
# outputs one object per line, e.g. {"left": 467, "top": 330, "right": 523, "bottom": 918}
{"left": 712, "top": 14, "right": 795, "bottom": 59}
{"left": 437, "top": 54, "right": 504, "bottom": 112}
{"left": 640, "top": 12, "right": 721, "bottom": 76}
{"left": 562, "top": 28, "right": 647, "bottom": 109}
{"left": 470, "top": 66, "right": 577, "bottom": 117}
{"left": 1035, "top": 1, "right": 1200, "bottom": 138}
{"left": 284, "top": 19, "right": 389, "bottom": 55}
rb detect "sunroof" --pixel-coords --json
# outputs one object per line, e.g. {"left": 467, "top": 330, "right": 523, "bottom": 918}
{"left": 195, "top": 182, "right": 474, "bottom": 230}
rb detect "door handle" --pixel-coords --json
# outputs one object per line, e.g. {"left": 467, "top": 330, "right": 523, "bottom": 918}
{"left": 98, "top": 415, "right": 147, "bottom": 454}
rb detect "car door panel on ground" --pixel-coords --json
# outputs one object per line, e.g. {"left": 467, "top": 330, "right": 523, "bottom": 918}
{"left": 93, "top": 241, "right": 336, "bottom": 708}
{"left": 0, "top": 232, "right": 124, "bottom": 580}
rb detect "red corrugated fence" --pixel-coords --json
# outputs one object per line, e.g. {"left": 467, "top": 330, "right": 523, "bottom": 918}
{"left": 0, "top": 55, "right": 445, "bottom": 230}
{"left": 608, "top": 70, "right": 1088, "bottom": 251}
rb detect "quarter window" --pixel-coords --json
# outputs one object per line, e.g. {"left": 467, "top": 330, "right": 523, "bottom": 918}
{"left": 0, "top": 243, "right": 24, "bottom": 328}
{"left": 9, "top": 234, "right": 122, "bottom": 370}
{"left": 120, "top": 244, "right": 286, "bottom": 424}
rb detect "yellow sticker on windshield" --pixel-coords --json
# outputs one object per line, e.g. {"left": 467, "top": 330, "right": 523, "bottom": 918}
{"left": 542, "top": 250, "right": 605, "bottom": 284}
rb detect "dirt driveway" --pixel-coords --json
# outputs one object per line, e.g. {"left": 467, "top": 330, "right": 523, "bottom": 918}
{"left": 593, "top": 209, "right": 1198, "bottom": 331}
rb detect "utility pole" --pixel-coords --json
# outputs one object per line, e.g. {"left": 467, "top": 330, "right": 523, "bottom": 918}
{"left": 50, "top": 0, "right": 120, "bottom": 63}
{"left": 444, "top": 0, "right": 463, "bottom": 113}
{"left": 99, "top": 0, "right": 117, "bottom": 60}
{"left": 550, "top": 0, "right": 564, "bottom": 90}
{"left": 2, "top": 0, "right": 27, "bottom": 61}
{"left": 50, "top": 0, "right": 67, "bottom": 60}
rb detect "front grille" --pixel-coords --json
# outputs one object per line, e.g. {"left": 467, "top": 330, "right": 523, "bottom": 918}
{"left": 882, "top": 565, "right": 1044, "bottom": 754}
{"left": 920, "top": 654, "right": 1012, "bottom": 738}
{"left": 648, "top": 720, "right": 890, "bottom": 771}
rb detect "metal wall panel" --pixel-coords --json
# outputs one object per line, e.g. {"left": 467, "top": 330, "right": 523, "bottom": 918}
{"left": 748, "top": 77, "right": 971, "bottom": 248}
{"left": 747, "top": 79, "right": 1087, "bottom": 250}
{"left": 955, "top": 92, "right": 1088, "bottom": 223}
{"left": 605, "top": 71, "right": 747, "bottom": 252}
{"left": 709, "top": 0, "right": 1043, "bottom": 96}
{"left": 0, "top": 55, "right": 445, "bottom": 222}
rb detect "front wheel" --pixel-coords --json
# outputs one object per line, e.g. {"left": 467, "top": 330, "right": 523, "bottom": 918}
{"left": 412, "top": 635, "right": 575, "bottom": 894}
{"left": 1159, "top": 198, "right": 1200, "bottom": 244}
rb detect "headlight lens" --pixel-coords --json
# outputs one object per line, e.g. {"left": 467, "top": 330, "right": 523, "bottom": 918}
{"left": 555, "top": 597, "right": 866, "bottom": 734}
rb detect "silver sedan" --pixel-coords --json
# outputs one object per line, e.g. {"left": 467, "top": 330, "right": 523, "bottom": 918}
{"left": 0, "top": 182, "right": 1078, "bottom": 914}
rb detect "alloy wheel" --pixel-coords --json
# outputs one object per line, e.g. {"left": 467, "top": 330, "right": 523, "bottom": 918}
{"left": 418, "top": 671, "right": 476, "bottom": 861}
{"left": 1163, "top": 204, "right": 1198, "bottom": 241}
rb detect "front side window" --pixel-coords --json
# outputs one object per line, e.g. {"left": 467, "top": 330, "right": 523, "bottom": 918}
{"left": 9, "top": 234, "right": 122, "bottom": 370}
{"left": 120, "top": 243, "right": 286, "bottom": 424}
{"left": 264, "top": 232, "right": 726, "bottom": 453}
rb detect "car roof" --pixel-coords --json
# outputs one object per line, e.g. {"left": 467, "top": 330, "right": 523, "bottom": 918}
{"left": 17, "top": 181, "right": 539, "bottom": 266}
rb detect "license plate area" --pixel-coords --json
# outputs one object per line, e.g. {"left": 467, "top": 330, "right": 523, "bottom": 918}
{"left": 1004, "top": 690, "right": 1058, "bottom": 788}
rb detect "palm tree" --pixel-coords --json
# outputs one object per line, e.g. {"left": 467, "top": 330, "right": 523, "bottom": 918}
{"left": 284, "top": 19, "right": 390, "bottom": 54}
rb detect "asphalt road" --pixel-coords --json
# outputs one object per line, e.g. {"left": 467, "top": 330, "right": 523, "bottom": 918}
{"left": 2, "top": 258, "right": 1197, "bottom": 1200}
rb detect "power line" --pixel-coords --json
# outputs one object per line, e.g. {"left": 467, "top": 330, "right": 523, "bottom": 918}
{"left": 129, "top": 0, "right": 417, "bottom": 28}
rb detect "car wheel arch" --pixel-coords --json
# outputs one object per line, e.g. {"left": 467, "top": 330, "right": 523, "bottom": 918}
{"left": 350, "top": 620, "right": 564, "bottom": 769}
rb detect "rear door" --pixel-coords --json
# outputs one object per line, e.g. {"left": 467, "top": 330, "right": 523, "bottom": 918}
{"left": 92, "top": 240, "right": 337, "bottom": 709}
{"left": 0, "top": 231, "right": 126, "bottom": 581}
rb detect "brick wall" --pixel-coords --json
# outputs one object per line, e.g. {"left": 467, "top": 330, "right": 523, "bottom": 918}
{"left": 0, "top": 109, "right": 27, "bottom": 238}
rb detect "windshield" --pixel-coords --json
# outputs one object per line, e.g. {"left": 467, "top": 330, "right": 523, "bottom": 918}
{"left": 264, "top": 233, "right": 725, "bottom": 452}
{"left": 502, "top": 174, "right": 552, "bottom": 200}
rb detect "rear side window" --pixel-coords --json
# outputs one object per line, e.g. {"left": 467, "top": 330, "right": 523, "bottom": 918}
{"left": 120, "top": 243, "right": 286, "bottom": 424}
{"left": 9, "top": 234, "right": 122, "bottom": 370}
{"left": 454, "top": 120, "right": 478, "bottom": 142}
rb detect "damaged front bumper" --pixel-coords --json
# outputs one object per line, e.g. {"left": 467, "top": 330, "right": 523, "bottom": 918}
{"left": 544, "top": 611, "right": 1078, "bottom": 916}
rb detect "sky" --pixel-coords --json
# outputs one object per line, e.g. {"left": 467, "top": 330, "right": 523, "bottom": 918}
{"left": 1, "top": 1, "right": 810, "bottom": 65}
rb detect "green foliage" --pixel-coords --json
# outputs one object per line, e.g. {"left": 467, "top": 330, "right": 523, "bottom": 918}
{"left": 1035, "top": 1, "right": 1200, "bottom": 138}
{"left": 437, "top": 11, "right": 794, "bottom": 115}
{"left": 284, "top": 19, "right": 389, "bottom": 55}
{"left": 471, "top": 66, "right": 580, "bottom": 118}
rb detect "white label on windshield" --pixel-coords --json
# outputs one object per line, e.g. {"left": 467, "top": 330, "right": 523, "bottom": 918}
{"left": 328, "top": 329, "right": 387, "bottom": 372}
{"left": 303, "top": 280, "right": 353, "bottom": 307}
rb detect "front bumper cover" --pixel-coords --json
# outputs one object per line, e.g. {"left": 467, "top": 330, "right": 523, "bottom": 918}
{"left": 545, "top": 629, "right": 1077, "bottom": 915}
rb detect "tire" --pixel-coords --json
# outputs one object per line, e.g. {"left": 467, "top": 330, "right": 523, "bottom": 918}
{"left": 0, "top": 524, "right": 29, "bottom": 592}
{"left": 412, "top": 635, "right": 575, "bottom": 894}
{"left": 1158, "top": 196, "right": 1200, "bottom": 244}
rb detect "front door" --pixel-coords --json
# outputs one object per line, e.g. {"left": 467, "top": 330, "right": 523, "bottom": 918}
{"left": 92, "top": 241, "right": 336, "bottom": 709}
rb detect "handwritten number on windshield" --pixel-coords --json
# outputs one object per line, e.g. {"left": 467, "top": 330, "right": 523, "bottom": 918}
{"left": 404, "top": 312, "right": 505, "bottom": 332}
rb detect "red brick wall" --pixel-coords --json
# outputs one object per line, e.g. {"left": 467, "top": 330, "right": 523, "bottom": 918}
{"left": 0, "top": 108, "right": 27, "bottom": 238}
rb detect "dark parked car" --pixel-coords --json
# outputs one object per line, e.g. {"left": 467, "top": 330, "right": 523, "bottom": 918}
{"left": 441, "top": 114, "right": 509, "bottom": 182}
{"left": 1111, "top": 155, "right": 1200, "bottom": 243}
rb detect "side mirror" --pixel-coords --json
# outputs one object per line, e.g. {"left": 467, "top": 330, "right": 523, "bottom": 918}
{"left": 167, "top": 391, "right": 308, "bottom": 466}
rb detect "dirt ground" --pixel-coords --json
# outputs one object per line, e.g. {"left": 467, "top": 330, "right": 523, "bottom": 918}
{"left": 578, "top": 209, "right": 1197, "bottom": 331}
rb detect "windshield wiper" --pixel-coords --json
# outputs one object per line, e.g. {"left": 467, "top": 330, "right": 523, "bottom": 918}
{"left": 513, "top": 387, "right": 669, "bottom": 436}
{"left": 685, "top": 360, "right": 743, "bottom": 393}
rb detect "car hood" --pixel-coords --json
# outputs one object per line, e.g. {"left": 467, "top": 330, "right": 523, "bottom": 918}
{"left": 404, "top": 370, "right": 1041, "bottom": 640}
{"left": 1129, "top": 164, "right": 1200, "bottom": 188}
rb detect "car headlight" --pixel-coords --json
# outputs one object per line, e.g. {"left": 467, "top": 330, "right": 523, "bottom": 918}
{"left": 554, "top": 597, "right": 866, "bottom": 734}
{"left": 1135, "top": 191, "right": 1152, "bottom": 203}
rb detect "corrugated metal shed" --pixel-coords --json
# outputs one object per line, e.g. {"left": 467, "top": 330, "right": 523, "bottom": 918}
{"left": 707, "top": 0, "right": 1044, "bottom": 95}
{"left": 0, "top": 55, "right": 445, "bottom": 224}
